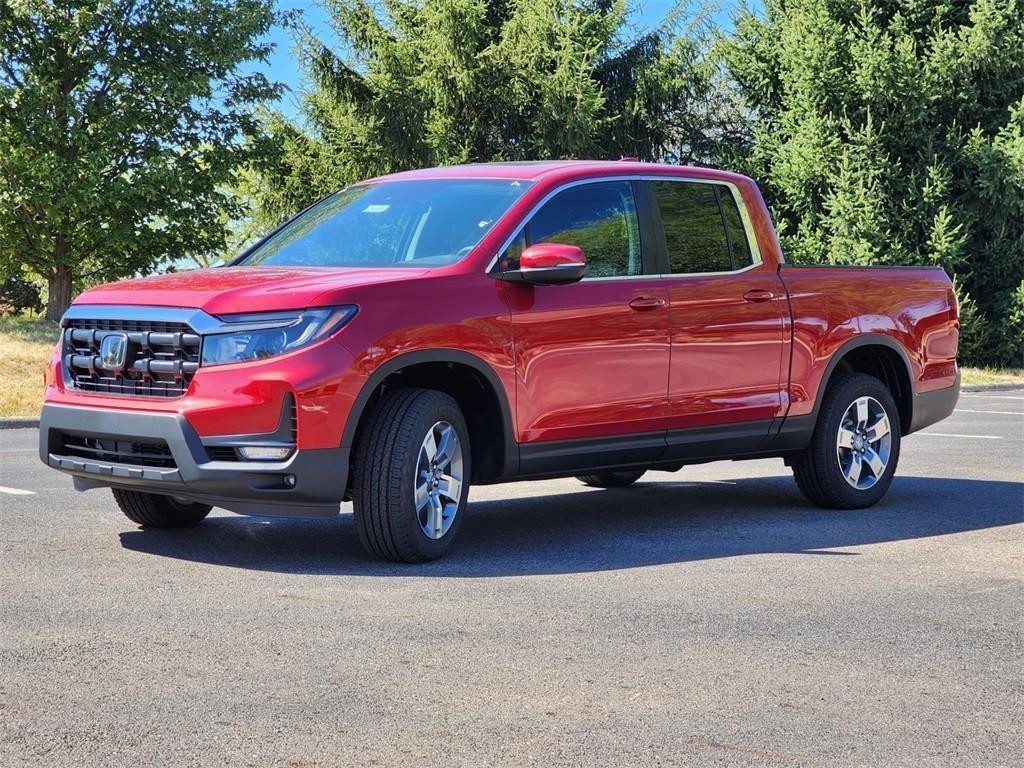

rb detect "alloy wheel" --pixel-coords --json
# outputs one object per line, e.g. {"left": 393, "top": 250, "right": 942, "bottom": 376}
{"left": 835, "top": 396, "right": 892, "bottom": 490}
{"left": 414, "top": 420, "right": 464, "bottom": 539}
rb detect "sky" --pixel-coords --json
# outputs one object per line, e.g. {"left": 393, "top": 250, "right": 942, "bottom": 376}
{"left": 254, "top": 1, "right": 755, "bottom": 120}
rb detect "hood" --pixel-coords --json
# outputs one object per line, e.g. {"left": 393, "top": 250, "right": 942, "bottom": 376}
{"left": 73, "top": 266, "right": 431, "bottom": 316}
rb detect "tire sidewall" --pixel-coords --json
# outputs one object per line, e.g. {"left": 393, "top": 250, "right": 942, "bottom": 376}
{"left": 815, "top": 374, "right": 902, "bottom": 508}
{"left": 394, "top": 394, "right": 471, "bottom": 560}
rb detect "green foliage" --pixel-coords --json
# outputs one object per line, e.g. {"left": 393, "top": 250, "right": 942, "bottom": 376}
{"left": 952, "top": 278, "right": 991, "bottom": 366}
{"left": 723, "top": 0, "right": 1024, "bottom": 365}
{"left": 1000, "top": 280, "right": 1024, "bottom": 365}
{"left": 0, "top": 0, "right": 282, "bottom": 320}
{"left": 243, "top": 0, "right": 738, "bottom": 231}
{"left": 0, "top": 273, "right": 43, "bottom": 315}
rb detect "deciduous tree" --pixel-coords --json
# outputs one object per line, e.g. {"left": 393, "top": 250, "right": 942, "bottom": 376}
{"left": 0, "top": 0, "right": 281, "bottom": 320}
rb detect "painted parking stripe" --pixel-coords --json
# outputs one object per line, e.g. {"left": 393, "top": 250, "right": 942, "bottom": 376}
{"left": 960, "top": 395, "right": 1024, "bottom": 400}
{"left": 0, "top": 485, "right": 35, "bottom": 495}
{"left": 921, "top": 432, "right": 1003, "bottom": 440}
{"left": 954, "top": 409, "right": 1024, "bottom": 416}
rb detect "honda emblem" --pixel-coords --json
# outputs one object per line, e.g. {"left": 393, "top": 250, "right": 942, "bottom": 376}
{"left": 98, "top": 333, "right": 129, "bottom": 373}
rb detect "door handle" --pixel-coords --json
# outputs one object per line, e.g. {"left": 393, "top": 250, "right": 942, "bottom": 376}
{"left": 742, "top": 289, "right": 775, "bottom": 303}
{"left": 628, "top": 296, "right": 666, "bottom": 311}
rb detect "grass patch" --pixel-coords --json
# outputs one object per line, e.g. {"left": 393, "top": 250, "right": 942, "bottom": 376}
{"left": 961, "top": 366, "right": 1024, "bottom": 388}
{"left": 0, "top": 315, "right": 59, "bottom": 419}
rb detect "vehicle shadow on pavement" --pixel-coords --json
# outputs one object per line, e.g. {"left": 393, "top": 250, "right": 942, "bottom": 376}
{"left": 117, "top": 474, "right": 1024, "bottom": 577}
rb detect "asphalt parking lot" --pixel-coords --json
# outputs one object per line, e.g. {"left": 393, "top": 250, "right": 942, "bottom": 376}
{"left": 1, "top": 390, "right": 1022, "bottom": 767}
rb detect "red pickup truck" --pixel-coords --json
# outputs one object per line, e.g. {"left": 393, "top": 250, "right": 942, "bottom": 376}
{"left": 39, "top": 161, "right": 960, "bottom": 562}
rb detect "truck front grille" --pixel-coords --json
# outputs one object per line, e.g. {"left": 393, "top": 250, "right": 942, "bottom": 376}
{"left": 62, "top": 318, "right": 201, "bottom": 398}
{"left": 58, "top": 433, "right": 177, "bottom": 469}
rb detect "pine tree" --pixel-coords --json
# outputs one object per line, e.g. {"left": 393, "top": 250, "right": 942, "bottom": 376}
{"left": 243, "top": 0, "right": 735, "bottom": 230}
{"left": 723, "top": 0, "right": 1024, "bottom": 365}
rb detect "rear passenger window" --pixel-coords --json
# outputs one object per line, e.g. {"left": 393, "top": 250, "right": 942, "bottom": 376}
{"left": 652, "top": 181, "right": 752, "bottom": 273}
{"left": 526, "top": 181, "right": 642, "bottom": 278}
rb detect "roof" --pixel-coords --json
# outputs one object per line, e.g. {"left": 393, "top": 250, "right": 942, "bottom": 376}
{"left": 368, "top": 160, "right": 749, "bottom": 186}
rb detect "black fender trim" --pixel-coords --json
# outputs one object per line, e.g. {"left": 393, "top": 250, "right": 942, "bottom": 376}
{"left": 773, "top": 333, "right": 959, "bottom": 445}
{"left": 339, "top": 348, "right": 519, "bottom": 479}
{"left": 909, "top": 369, "right": 961, "bottom": 433}
{"left": 810, "top": 334, "right": 915, "bottom": 422}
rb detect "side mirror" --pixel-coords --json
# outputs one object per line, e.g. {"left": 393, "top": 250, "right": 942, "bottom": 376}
{"left": 500, "top": 243, "right": 587, "bottom": 285}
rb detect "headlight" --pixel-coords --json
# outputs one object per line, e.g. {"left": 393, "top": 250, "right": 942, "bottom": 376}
{"left": 201, "top": 305, "right": 357, "bottom": 366}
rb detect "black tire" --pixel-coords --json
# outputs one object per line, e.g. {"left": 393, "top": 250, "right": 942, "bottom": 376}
{"left": 112, "top": 488, "right": 211, "bottom": 527}
{"left": 792, "top": 373, "right": 901, "bottom": 509}
{"left": 350, "top": 388, "right": 471, "bottom": 563}
{"left": 576, "top": 469, "right": 647, "bottom": 488}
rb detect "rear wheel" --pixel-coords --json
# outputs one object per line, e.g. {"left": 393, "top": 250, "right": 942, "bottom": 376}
{"left": 112, "top": 488, "right": 211, "bottom": 527}
{"left": 350, "top": 388, "right": 471, "bottom": 563}
{"left": 792, "top": 373, "right": 901, "bottom": 509}
{"left": 576, "top": 469, "right": 647, "bottom": 488}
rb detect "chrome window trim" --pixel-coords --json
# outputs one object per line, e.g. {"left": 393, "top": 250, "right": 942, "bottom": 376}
{"left": 485, "top": 174, "right": 764, "bottom": 280}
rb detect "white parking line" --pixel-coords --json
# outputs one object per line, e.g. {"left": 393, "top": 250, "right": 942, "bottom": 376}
{"left": 0, "top": 485, "right": 35, "bottom": 496}
{"left": 954, "top": 409, "right": 1024, "bottom": 416}
{"left": 921, "top": 432, "right": 1003, "bottom": 440}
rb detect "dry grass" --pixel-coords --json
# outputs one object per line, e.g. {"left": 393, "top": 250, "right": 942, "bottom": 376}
{"left": 961, "top": 366, "right": 1024, "bottom": 389}
{"left": 0, "top": 314, "right": 1020, "bottom": 419}
{"left": 0, "top": 316, "right": 59, "bottom": 419}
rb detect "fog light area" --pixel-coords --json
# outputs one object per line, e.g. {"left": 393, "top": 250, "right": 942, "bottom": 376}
{"left": 237, "top": 445, "right": 293, "bottom": 461}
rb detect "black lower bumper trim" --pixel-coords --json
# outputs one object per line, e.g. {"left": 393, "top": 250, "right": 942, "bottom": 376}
{"left": 40, "top": 403, "right": 346, "bottom": 518}
{"left": 909, "top": 371, "right": 961, "bottom": 434}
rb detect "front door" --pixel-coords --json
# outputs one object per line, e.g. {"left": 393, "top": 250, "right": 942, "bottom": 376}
{"left": 496, "top": 180, "right": 671, "bottom": 473}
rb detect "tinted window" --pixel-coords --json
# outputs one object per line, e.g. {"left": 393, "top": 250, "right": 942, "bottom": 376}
{"left": 240, "top": 179, "right": 531, "bottom": 268}
{"left": 719, "top": 187, "right": 754, "bottom": 268}
{"left": 652, "top": 181, "right": 731, "bottom": 274}
{"left": 524, "top": 181, "right": 642, "bottom": 278}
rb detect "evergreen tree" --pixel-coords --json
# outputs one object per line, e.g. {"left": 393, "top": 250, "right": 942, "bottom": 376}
{"left": 244, "top": 0, "right": 735, "bottom": 230}
{"left": 724, "top": 0, "right": 1024, "bottom": 365}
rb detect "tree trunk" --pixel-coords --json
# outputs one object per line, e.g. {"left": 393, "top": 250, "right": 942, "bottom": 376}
{"left": 45, "top": 263, "right": 73, "bottom": 322}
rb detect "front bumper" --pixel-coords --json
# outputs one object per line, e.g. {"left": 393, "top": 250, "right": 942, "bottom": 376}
{"left": 39, "top": 403, "right": 346, "bottom": 518}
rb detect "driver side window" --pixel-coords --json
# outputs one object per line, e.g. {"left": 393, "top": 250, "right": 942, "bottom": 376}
{"left": 502, "top": 181, "right": 642, "bottom": 278}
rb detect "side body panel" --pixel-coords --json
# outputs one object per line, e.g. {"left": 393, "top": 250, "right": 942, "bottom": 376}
{"left": 779, "top": 265, "right": 958, "bottom": 421}
{"left": 662, "top": 273, "right": 788, "bottom": 430}
{"left": 504, "top": 279, "right": 671, "bottom": 443}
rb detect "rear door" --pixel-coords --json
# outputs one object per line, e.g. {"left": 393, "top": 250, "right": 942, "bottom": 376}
{"left": 647, "top": 179, "right": 788, "bottom": 451}
{"left": 497, "top": 180, "right": 671, "bottom": 471}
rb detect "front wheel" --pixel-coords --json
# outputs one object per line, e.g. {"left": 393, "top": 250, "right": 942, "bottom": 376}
{"left": 350, "top": 388, "right": 471, "bottom": 563}
{"left": 792, "top": 373, "right": 901, "bottom": 509}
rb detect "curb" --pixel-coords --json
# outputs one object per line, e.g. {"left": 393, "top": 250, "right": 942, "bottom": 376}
{"left": 0, "top": 419, "right": 39, "bottom": 430}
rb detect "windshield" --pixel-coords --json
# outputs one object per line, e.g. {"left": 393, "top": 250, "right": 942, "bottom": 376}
{"left": 239, "top": 179, "right": 532, "bottom": 268}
